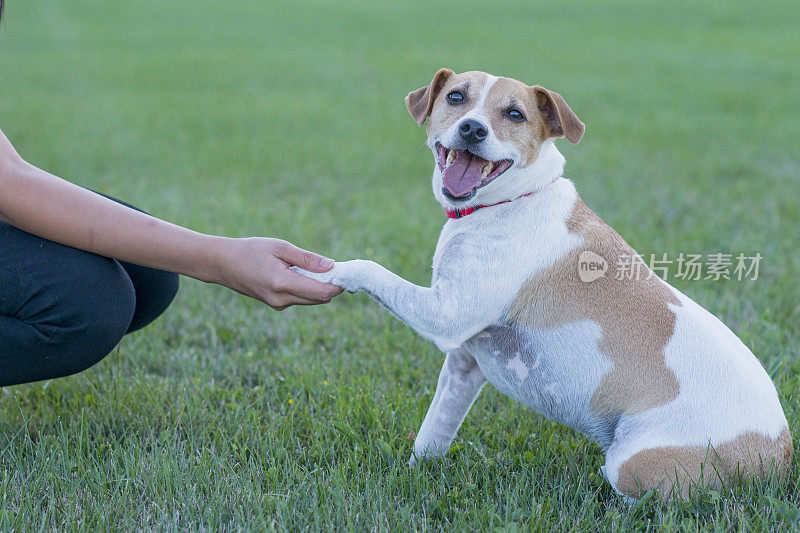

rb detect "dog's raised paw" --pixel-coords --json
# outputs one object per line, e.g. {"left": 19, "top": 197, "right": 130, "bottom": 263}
{"left": 291, "top": 266, "right": 337, "bottom": 285}
{"left": 292, "top": 260, "right": 371, "bottom": 294}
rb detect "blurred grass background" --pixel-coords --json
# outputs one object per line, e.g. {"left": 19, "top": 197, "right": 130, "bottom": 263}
{"left": 1, "top": 0, "right": 799, "bottom": 529}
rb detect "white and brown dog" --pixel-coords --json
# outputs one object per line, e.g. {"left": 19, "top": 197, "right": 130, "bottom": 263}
{"left": 298, "top": 68, "right": 792, "bottom": 498}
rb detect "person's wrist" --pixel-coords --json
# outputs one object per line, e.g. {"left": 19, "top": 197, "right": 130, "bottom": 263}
{"left": 190, "top": 234, "right": 233, "bottom": 285}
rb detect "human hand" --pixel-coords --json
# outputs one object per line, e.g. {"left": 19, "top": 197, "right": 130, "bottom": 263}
{"left": 211, "top": 237, "right": 343, "bottom": 310}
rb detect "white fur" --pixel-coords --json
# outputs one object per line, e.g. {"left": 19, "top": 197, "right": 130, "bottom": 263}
{"left": 410, "top": 347, "right": 486, "bottom": 464}
{"left": 296, "top": 74, "right": 789, "bottom": 496}
{"left": 465, "top": 321, "right": 616, "bottom": 448}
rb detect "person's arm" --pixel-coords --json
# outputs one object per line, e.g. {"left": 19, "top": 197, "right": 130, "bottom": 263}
{"left": 0, "top": 128, "right": 342, "bottom": 310}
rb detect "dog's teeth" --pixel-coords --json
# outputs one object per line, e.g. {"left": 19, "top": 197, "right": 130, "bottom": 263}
{"left": 481, "top": 162, "right": 493, "bottom": 179}
{"left": 446, "top": 149, "right": 456, "bottom": 167}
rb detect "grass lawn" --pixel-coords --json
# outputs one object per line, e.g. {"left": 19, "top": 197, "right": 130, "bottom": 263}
{"left": 1, "top": 0, "right": 799, "bottom": 529}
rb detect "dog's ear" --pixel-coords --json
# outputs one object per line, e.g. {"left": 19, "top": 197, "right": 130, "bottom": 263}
{"left": 531, "top": 86, "right": 585, "bottom": 144}
{"left": 406, "top": 68, "right": 455, "bottom": 126}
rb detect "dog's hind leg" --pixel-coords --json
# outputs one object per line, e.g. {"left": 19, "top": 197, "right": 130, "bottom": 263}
{"left": 410, "top": 347, "right": 487, "bottom": 466}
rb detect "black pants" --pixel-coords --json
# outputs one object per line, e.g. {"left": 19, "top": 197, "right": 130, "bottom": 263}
{"left": 0, "top": 198, "right": 179, "bottom": 387}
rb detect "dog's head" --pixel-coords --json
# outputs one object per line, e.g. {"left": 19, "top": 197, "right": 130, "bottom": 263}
{"left": 406, "top": 69, "right": 584, "bottom": 208}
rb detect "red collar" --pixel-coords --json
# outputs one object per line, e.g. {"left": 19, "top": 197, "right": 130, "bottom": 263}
{"left": 445, "top": 177, "right": 560, "bottom": 219}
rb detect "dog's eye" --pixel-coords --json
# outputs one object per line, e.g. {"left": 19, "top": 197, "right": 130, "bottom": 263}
{"left": 446, "top": 91, "right": 465, "bottom": 104}
{"left": 506, "top": 108, "right": 526, "bottom": 122}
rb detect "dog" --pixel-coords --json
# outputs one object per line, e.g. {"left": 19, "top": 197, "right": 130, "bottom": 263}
{"left": 297, "top": 68, "right": 792, "bottom": 499}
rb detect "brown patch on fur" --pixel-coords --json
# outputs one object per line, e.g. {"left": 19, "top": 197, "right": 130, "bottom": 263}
{"left": 510, "top": 198, "right": 682, "bottom": 417}
{"left": 532, "top": 86, "right": 585, "bottom": 144}
{"left": 406, "top": 68, "right": 455, "bottom": 126}
{"left": 483, "top": 77, "right": 549, "bottom": 166}
{"left": 616, "top": 428, "right": 793, "bottom": 499}
{"left": 425, "top": 71, "right": 489, "bottom": 136}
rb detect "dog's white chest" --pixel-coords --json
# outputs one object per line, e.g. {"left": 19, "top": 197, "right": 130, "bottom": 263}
{"left": 463, "top": 322, "right": 617, "bottom": 448}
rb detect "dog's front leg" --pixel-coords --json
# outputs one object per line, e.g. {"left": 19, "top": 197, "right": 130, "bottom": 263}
{"left": 410, "top": 347, "right": 487, "bottom": 466}
{"left": 296, "top": 260, "right": 494, "bottom": 351}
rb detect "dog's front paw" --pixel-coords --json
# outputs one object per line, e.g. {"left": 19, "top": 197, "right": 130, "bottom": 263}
{"left": 292, "top": 260, "right": 371, "bottom": 293}
{"left": 291, "top": 265, "right": 338, "bottom": 285}
{"left": 407, "top": 453, "right": 430, "bottom": 468}
{"left": 408, "top": 443, "right": 447, "bottom": 468}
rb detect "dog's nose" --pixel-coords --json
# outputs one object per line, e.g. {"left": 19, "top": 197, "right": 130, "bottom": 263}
{"left": 458, "top": 119, "right": 488, "bottom": 144}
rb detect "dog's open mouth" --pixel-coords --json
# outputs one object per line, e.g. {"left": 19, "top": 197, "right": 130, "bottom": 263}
{"left": 436, "top": 143, "right": 513, "bottom": 201}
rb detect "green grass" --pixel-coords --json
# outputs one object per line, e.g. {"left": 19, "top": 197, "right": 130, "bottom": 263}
{"left": 1, "top": 0, "right": 799, "bottom": 529}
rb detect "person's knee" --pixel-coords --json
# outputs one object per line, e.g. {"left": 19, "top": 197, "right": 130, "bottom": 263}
{"left": 121, "top": 262, "right": 179, "bottom": 333}
{"left": 43, "top": 255, "right": 136, "bottom": 378}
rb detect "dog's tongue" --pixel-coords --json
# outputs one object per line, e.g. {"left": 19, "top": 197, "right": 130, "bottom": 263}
{"left": 442, "top": 150, "right": 488, "bottom": 197}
